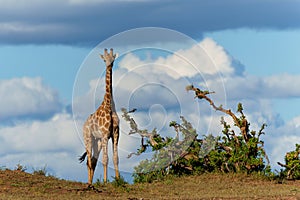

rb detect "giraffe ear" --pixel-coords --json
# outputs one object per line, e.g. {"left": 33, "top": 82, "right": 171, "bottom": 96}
{"left": 100, "top": 54, "right": 105, "bottom": 60}
{"left": 114, "top": 53, "right": 118, "bottom": 59}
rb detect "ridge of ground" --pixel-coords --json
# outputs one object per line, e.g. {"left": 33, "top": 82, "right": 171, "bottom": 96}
{"left": 0, "top": 169, "right": 300, "bottom": 199}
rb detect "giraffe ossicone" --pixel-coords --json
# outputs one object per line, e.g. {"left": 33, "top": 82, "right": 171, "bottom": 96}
{"left": 100, "top": 48, "right": 118, "bottom": 66}
{"left": 80, "top": 48, "right": 120, "bottom": 185}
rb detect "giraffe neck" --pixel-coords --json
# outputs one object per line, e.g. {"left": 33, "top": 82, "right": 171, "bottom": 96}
{"left": 103, "top": 64, "right": 113, "bottom": 106}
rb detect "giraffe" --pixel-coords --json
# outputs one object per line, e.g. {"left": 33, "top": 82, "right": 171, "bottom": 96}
{"left": 79, "top": 48, "right": 120, "bottom": 185}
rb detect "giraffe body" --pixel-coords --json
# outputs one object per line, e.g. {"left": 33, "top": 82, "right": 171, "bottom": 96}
{"left": 80, "top": 48, "right": 119, "bottom": 185}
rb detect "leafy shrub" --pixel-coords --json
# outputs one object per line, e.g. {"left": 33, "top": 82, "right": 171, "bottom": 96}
{"left": 122, "top": 86, "right": 270, "bottom": 183}
{"left": 277, "top": 144, "right": 300, "bottom": 180}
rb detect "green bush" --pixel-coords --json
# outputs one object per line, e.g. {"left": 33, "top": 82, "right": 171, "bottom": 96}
{"left": 122, "top": 86, "right": 270, "bottom": 183}
{"left": 278, "top": 144, "right": 300, "bottom": 180}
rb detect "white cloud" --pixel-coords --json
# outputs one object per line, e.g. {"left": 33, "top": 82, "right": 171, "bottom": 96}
{"left": 119, "top": 38, "right": 238, "bottom": 79}
{"left": 0, "top": 113, "right": 80, "bottom": 154}
{"left": 204, "top": 72, "right": 300, "bottom": 101}
{"left": 264, "top": 115, "right": 300, "bottom": 169}
{"left": 289, "top": 116, "right": 300, "bottom": 128}
{"left": 0, "top": 112, "right": 92, "bottom": 181}
{"left": 198, "top": 38, "right": 238, "bottom": 75}
{"left": 0, "top": 77, "right": 62, "bottom": 121}
{"left": 264, "top": 73, "right": 300, "bottom": 98}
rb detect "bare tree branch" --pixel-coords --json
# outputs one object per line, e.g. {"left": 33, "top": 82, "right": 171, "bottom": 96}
{"left": 186, "top": 85, "right": 249, "bottom": 141}
{"left": 121, "top": 108, "right": 158, "bottom": 147}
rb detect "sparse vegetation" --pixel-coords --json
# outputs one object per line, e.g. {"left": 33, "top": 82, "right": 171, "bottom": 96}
{"left": 0, "top": 169, "right": 299, "bottom": 199}
{"left": 15, "top": 163, "right": 27, "bottom": 172}
{"left": 110, "top": 176, "right": 128, "bottom": 188}
{"left": 32, "top": 165, "right": 48, "bottom": 176}
{"left": 94, "top": 175, "right": 128, "bottom": 189}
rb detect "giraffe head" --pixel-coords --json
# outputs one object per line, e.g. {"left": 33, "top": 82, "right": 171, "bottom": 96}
{"left": 100, "top": 48, "right": 118, "bottom": 67}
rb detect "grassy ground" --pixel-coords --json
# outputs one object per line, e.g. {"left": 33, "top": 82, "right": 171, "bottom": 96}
{"left": 0, "top": 169, "right": 300, "bottom": 199}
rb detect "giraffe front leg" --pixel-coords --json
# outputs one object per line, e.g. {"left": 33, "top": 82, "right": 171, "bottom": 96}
{"left": 112, "top": 112, "right": 120, "bottom": 180}
{"left": 112, "top": 127, "right": 120, "bottom": 180}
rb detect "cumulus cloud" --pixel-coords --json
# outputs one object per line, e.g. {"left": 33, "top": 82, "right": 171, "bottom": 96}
{"left": 0, "top": 113, "right": 80, "bottom": 154}
{"left": 0, "top": 77, "right": 87, "bottom": 180}
{"left": 264, "top": 74, "right": 300, "bottom": 98}
{"left": 118, "top": 38, "right": 241, "bottom": 79}
{"left": 203, "top": 73, "right": 300, "bottom": 102}
{"left": 119, "top": 38, "right": 242, "bottom": 79}
{"left": 264, "top": 115, "right": 300, "bottom": 169}
{"left": 0, "top": 112, "right": 89, "bottom": 181}
{"left": 0, "top": 0, "right": 299, "bottom": 45}
{"left": 0, "top": 77, "right": 62, "bottom": 123}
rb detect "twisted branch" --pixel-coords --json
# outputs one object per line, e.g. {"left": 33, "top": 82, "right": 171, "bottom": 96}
{"left": 121, "top": 108, "right": 158, "bottom": 147}
{"left": 186, "top": 85, "right": 249, "bottom": 142}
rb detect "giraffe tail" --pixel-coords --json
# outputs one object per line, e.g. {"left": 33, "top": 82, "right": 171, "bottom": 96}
{"left": 79, "top": 152, "right": 87, "bottom": 163}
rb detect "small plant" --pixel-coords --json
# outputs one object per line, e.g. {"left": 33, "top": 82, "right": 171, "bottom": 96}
{"left": 32, "top": 165, "right": 48, "bottom": 176}
{"left": 15, "top": 163, "right": 27, "bottom": 172}
{"left": 111, "top": 176, "right": 128, "bottom": 188}
{"left": 92, "top": 176, "right": 129, "bottom": 192}
{"left": 93, "top": 178, "right": 104, "bottom": 187}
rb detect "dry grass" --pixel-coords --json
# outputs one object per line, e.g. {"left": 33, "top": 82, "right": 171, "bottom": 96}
{"left": 0, "top": 169, "right": 300, "bottom": 199}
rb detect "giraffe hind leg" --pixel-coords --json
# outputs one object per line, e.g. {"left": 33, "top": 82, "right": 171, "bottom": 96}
{"left": 86, "top": 150, "right": 93, "bottom": 185}
{"left": 78, "top": 151, "right": 94, "bottom": 185}
{"left": 90, "top": 138, "right": 102, "bottom": 182}
{"left": 83, "top": 124, "right": 94, "bottom": 185}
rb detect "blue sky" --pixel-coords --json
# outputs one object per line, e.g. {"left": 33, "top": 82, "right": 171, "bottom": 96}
{"left": 205, "top": 29, "right": 300, "bottom": 121}
{"left": 0, "top": 0, "right": 300, "bottom": 183}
